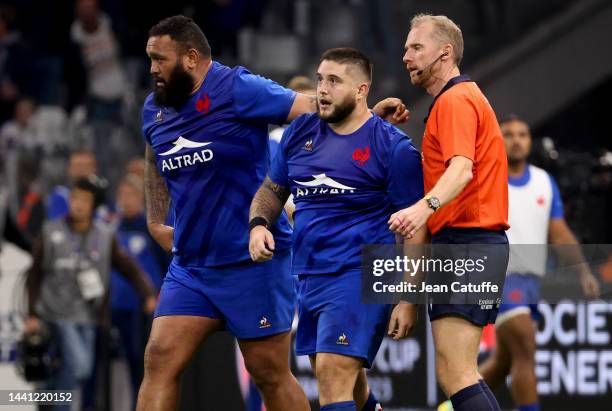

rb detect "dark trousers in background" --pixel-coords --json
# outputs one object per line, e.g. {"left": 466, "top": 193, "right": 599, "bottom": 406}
{"left": 112, "top": 309, "right": 150, "bottom": 408}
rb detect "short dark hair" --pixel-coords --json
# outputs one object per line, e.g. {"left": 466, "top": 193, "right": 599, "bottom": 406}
{"left": 499, "top": 113, "right": 527, "bottom": 126}
{"left": 320, "top": 48, "right": 373, "bottom": 82}
{"left": 149, "top": 15, "right": 211, "bottom": 57}
{"left": 72, "top": 175, "right": 107, "bottom": 209}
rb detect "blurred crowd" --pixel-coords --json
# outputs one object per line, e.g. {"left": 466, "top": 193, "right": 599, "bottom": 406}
{"left": 0, "top": 1, "right": 179, "bottom": 408}
{"left": 0, "top": 0, "right": 268, "bottom": 203}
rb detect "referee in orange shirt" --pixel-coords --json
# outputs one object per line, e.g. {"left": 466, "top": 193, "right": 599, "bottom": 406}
{"left": 389, "top": 14, "right": 509, "bottom": 411}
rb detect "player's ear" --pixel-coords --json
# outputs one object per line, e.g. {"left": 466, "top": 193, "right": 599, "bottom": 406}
{"left": 184, "top": 48, "right": 199, "bottom": 70}
{"left": 441, "top": 45, "right": 452, "bottom": 60}
{"left": 357, "top": 82, "right": 369, "bottom": 100}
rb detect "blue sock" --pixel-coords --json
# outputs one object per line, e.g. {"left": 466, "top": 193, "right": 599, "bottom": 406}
{"left": 321, "top": 401, "right": 357, "bottom": 411}
{"left": 478, "top": 379, "right": 499, "bottom": 410}
{"left": 361, "top": 391, "right": 381, "bottom": 411}
{"left": 450, "top": 382, "right": 501, "bottom": 411}
{"left": 518, "top": 403, "right": 540, "bottom": 411}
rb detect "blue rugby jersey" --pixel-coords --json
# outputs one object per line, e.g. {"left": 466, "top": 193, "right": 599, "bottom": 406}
{"left": 269, "top": 113, "right": 424, "bottom": 275}
{"left": 142, "top": 61, "right": 295, "bottom": 267}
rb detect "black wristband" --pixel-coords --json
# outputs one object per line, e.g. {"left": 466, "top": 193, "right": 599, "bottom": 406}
{"left": 249, "top": 217, "right": 269, "bottom": 232}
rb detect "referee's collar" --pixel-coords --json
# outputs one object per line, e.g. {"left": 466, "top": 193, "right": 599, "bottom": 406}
{"left": 424, "top": 74, "right": 472, "bottom": 124}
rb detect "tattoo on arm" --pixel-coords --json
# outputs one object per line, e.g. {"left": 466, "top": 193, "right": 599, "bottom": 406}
{"left": 250, "top": 176, "right": 291, "bottom": 225}
{"left": 144, "top": 144, "right": 170, "bottom": 225}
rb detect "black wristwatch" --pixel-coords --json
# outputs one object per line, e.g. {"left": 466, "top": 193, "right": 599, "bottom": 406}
{"left": 424, "top": 195, "right": 441, "bottom": 212}
{"left": 249, "top": 217, "right": 269, "bottom": 231}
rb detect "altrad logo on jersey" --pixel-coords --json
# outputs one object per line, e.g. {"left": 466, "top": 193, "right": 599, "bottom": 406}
{"left": 159, "top": 136, "right": 213, "bottom": 172}
{"left": 293, "top": 173, "right": 356, "bottom": 197}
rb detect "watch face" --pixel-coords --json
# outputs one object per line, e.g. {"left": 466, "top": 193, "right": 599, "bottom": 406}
{"left": 429, "top": 197, "right": 441, "bottom": 210}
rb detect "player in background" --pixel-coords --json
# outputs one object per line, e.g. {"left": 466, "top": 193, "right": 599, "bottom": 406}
{"left": 249, "top": 48, "right": 424, "bottom": 411}
{"left": 390, "top": 14, "right": 509, "bottom": 411}
{"left": 138, "top": 15, "right": 408, "bottom": 411}
{"left": 474, "top": 115, "right": 600, "bottom": 411}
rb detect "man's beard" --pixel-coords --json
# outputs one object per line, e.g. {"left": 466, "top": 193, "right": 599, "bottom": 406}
{"left": 507, "top": 146, "right": 529, "bottom": 167}
{"left": 153, "top": 63, "right": 195, "bottom": 109}
{"left": 507, "top": 156, "right": 526, "bottom": 168}
{"left": 317, "top": 96, "right": 357, "bottom": 124}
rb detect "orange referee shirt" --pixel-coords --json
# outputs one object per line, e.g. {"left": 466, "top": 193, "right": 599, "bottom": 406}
{"left": 422, "top": 75, "right": 509, "bottom": 235}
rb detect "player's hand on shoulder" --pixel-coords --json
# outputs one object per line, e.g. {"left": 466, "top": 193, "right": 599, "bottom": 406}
{"left": 388, "top": 301, "right": 418, "bottom": 340}
{"left": 249, "top": 226, "right": 275, "bottom": 262}
{"left": 372, "top": 97, "right": 410, "bottom": 124}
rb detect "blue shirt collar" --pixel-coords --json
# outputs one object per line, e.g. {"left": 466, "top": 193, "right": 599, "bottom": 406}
{"left": 508, "top": 164, "right": 530, "bottom": 187}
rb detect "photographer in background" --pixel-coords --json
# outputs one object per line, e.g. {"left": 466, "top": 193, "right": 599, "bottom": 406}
{"left": 23, "top": 176, "right": 155, "bottom": 411}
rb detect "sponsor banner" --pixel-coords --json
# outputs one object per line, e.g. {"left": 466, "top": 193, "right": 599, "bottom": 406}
{"left": 536, "top": 301, "right": 612, "bottom": 408}
{"left": 288, "top": 301, "right": 612, "bottom": 410}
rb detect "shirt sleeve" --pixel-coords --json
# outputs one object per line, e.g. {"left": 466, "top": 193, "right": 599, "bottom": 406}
{"left": 549, "top": 174, "right": 564, "bottom": 219}
{"left": 141, "top": 95, "right": 154, "bottom": 145}
{"left": 233, "top": 69, "right": 296, "bottom": 125}
{"left": 268, "top": 124, "right": 294, "bottom": 187}
{"left": 435, "top": 92, "right": 478, "bottom": 164}
{"left": 387, "top": 138, "right": 425, "bottom": 211}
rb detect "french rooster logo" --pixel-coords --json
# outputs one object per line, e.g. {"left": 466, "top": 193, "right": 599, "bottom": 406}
{"left": 196, "top": 93, "right": 210, "bottom": 113}
{"left": 352, "top": 146, "right": 370, "bottom": 166}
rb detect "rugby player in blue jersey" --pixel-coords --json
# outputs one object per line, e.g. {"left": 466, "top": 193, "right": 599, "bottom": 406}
{"left": 249, "top": 48, "right": 426, "bottom": 411}
{"left": 137, "top": 16, "right": 408, "bottom": 411}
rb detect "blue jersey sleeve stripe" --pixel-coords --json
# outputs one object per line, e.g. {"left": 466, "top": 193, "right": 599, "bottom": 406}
{"left": 548, "top": 173, "right": 564, "bottom": 219}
